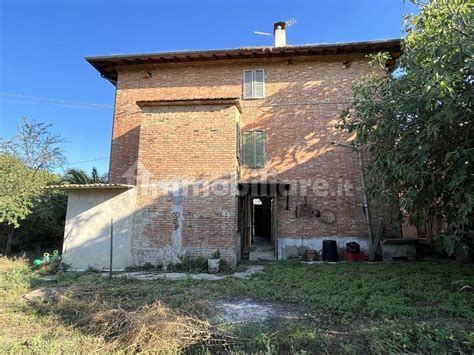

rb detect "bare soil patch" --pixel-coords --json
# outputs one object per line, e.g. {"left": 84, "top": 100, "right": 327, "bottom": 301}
{"left": 214, "top": 298, "right": 311, "bottom": 323}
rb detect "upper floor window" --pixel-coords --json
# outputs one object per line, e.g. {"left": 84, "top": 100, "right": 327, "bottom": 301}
{"left": 242, "top": 69, "right": 265, "bottom": 99}
{"left": 243, "top": 130, "right": 265, "bottom": 168}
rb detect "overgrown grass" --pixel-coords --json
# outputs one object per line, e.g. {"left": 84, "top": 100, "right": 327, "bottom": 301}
{"left": 367, "top": 320, "right": 471, "bottom": 354}
{"left": 211, "top": 261, "right": 474, "bottom": 319}
{"left": 1, "top": 256, "right": 473, "bottom": 353}
{"left": 0, "top": 257, "right": 106, "bottom": 352}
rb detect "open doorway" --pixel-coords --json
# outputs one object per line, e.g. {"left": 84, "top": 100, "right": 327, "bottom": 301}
{"left": 239, "top": 188, "right": 277, "bottom": 260}
{"left": 252, "top": 197, "right": 272, "bottom": 248}
{"left": 238, "top": 182, "right": 288, "bottom": 261}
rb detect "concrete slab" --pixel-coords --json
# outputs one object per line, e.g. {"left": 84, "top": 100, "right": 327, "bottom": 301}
{"left": 300, "top": 261, "right": 346, "bottom": 265}
{"left": 192, "top": 273, "right": 224, "bottom": 281}
{"left": 113, "top": 272, "right": 166, "bottom": 281}
{"left": 105, "top": 264, "right": 265, "bottom": 282}
{"left": 163, "top": 273, "right": 190, "bottom": 281}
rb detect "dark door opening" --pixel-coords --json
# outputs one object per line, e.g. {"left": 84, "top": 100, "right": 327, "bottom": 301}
{"left": 238, "top": 182, "right": 288, "bottom": 260}
{"left": 238, "top": 183, "right": 280, "bottom": 259}
{"left": 253, "top": 197, "right": 272, "bottom": 246}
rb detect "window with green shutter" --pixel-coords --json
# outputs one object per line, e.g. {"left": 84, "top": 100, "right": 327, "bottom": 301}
{"left": 243, "top": 130, "right": 266, "bottom": 168}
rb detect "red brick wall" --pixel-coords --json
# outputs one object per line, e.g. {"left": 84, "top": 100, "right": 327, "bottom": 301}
{"left": 109, "top": 54, "right": 399, "bottom": 264}
{"left": 130, "top": 104, "right": 240, "bottom": 266}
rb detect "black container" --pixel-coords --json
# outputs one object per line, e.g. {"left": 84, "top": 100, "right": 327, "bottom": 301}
{"left": 346, "top": 242, "right": 360, "bottom": 253}
{"left": 322, "top": 240, "right": 339, "bottom": 262}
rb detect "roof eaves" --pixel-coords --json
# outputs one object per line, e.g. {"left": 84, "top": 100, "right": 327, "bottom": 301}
{"left": 85, "top": 38, "right": 401, "bottom": 62}
{"left": 85, "top": 38, "right": 402, "bottom": 85}
{"left": 46, "top": 183, "right": 135, "bottom": 190}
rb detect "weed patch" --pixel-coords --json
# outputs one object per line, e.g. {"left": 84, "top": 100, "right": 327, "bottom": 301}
{"left": 1, "top": 257, "right": 473, "bottom": 353}
{"left": 367, "top": 320, "right": 472, "bottom": 353}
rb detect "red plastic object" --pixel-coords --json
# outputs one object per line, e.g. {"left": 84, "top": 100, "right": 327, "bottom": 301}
{"left": 344, "top": 250, "right": 366, "bottom": 262}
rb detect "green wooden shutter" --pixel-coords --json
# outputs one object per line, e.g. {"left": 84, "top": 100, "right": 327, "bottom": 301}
{"left": 254, "top": 131, "right": 266, "bottom": 167}
{"left": 243, "top": 131, "right": 255, "bottom": 167}
{"left": 236, "top": 122, "right": 241, "bottom": 159}
{"left": 243, "top": 130, "right": 265, "bottom": 168}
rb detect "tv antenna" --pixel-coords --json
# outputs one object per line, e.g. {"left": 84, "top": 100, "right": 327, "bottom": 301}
{"left": 253, "top": 18, "right": 296, "bottom": 37}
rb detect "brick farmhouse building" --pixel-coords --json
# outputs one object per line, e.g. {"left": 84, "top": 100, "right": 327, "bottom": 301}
{"left": 59, "top": 24, "right": 401, "bottom": 270}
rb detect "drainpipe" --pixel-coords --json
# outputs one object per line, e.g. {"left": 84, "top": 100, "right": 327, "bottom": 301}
{"left": 331, "top": 141, "right": 374, "bottom": 252}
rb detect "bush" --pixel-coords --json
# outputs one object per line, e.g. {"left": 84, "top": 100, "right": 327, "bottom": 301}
{"left": 14, "top": 189, "right": 67, "bottom": 252}
{"left": 168, "top": 255, "right": 208, "bottom": 273}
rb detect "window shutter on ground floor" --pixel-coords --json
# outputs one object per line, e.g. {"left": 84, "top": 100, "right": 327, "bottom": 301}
{"left": 236, "top": 122, "right": 241, "bottom": 160}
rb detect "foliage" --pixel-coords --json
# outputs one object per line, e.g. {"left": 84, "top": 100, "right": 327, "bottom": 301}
{"left": 14, "top": 187, "right": 67, "bottom": 250}
{"left": 339, "top": 0, "right": 474, "bottom": 255}
{"left": 125, "top": 262, "right": 163, "bottom": 272}
{"left": 10, "top": 172, "right": 67, "bottom": 252}
{"left": 368, "top": 320, "right": 469, "bottom": 353}
{"left": 0, "top": 117, "right": 65, "bottom": 253}
{"left": 63, "top": 167, "right": 107, "bottom": 184}
{"left": 0, "top": 155, "right": 65, "bottom": 252}
{"left": 0, "top": 154, "right": 43, "bottom": 229}
{"left": 1, "top": 117, "right": 65, "bottom": 172}
{"left": 124, "top": 255, "right": 209, "bottom": 273}
{"left": 167, "top": 255, "right": 208, "bottom": 272}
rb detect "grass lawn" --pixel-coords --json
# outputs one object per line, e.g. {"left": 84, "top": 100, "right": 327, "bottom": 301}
{"left": 1, "top": 257, "right": 473, "bottom": 353}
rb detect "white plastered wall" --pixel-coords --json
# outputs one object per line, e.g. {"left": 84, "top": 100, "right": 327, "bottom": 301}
{"left": 62, "top": 188, "right": 136, "bottom": 271}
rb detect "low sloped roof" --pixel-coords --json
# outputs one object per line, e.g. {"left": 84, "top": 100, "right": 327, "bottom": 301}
{"left": 47, "top": 183, "right": 134, "bottom": 190}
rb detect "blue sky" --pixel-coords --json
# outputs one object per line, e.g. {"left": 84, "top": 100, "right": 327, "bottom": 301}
{"left": 0, "top": 0, "right": 417, "bottom": 174}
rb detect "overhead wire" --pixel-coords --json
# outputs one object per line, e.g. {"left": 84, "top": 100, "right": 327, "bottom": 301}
{"left": 0, "top": 92, "right": 113, "bottom": 110}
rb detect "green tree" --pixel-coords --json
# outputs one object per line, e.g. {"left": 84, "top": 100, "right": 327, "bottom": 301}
{"left": 0, "top": 154, "right": 45, "bottom": 253}
{"left": 63, "top": 167, "right": 107, "bottom": 184}
{"left": 3, "top": 117, "right": 65, "bottom": 172}
{"left": 339, "top": 0, "right": 473, "bottom": 256}
{"left": 0, "top": 117, "right": 65, "bottom": 254}
{"left": 15, "top": 182, "right": 67, "bottom": 251}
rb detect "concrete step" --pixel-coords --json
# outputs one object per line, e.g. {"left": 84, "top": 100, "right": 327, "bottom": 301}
{"left": 249, "top": 250, "right": 277, "bottom": 261}
{"left": 252, "top": 245, "right": 274, "bottom": 253}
